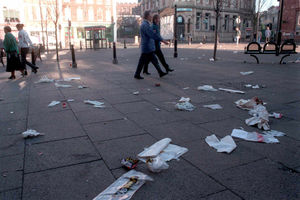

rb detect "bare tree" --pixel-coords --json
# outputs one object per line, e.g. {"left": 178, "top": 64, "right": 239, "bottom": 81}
{"left": 255, "top": 0, "right": 269, "bottom": 40}
{"left": 46, "top": 0, "right": 59, "bottom": 61}
{"left": 39, "top": 0, "right": 45, "bottom": 48}
{"left": 212, "top": 0, "right": 222, "bottom": 61}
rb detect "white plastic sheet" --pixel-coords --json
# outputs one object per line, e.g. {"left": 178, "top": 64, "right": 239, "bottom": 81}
{"left": 197, "top": 85, "right": 218, "bottom": 92}
{"left": 175, "top": 101, "right": 195, "bottom": 111}
{"left": 138, "top": 138, "right": 171, "bottom": 158}
{"left": 84, "top": 100, "right": 105, "bottom": 108}
{"left": 209, "top": 58, "right": 214, "bottom": 62}
{"left": 218, "top": 88, "right": 245, "bottom": 94}
{"left": 133, "top": 91, "right": 139, "bottom": 95}
{"left": 246, "top": 104, "right": 270, "bottom": 130}
{"left": 235, "top": 98, "right": 257, "bottom": 110}
{"left": 67, "top": 99, "right": 74, "bottom": 102}
{"left": 93, "top": 170, "right": 153, "bottom": 200}
{"left": 263, "top": 130, "right": 285, "bottom": 137}
{"left": 179, "top": 97, "right": 190, "bottom": 102}
{"left": 55, "top": 83, "right": 72, "bottom": 88}
{"left": 231, "top": 129, "right": 279, "bottom": 143}
{"left": 205, "top": 134, "right": 237, "bottom": 153}
{"left": 240, "top": 71, "right": 254, "bottom": 75}
{"left": 48, "top": 101, "right": 60, "bottom": 107}
{"left": 22, "top": 129, "right": 43, "bottom": 138}
{"left": 203, "top": 104, "right": 223, "bottom": 110}
{"left": 78, "top": 85, "right": 88, "bottom": 89}
{"left": 146, "top": 157, "right": 169, "bottom": 173}
{"left": 35, "top": 76, "right": 54, "bottom": 83}
{"left": 63, "top": 77, "right": 80, "bottom": 81}
{"left": 183, "top": 87, "right": 190, "bottom": 90}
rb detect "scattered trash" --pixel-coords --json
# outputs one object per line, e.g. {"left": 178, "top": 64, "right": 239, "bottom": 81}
{"left": 269, "top": 112, "right": 283, "bottom": 119}
{"left": 22, "top": 129, "right": 43, "bottom": 138}
{"left": 198, "top": 57, "right": 202, "bottom": 59}
{"left": 263, "top": 130, "right": 285, "bottom": 137}
{"left": 78, "top": 85, "right": 88, "bottom": 89}
{"left": 62, "top": 102, "right": 67, "bottom": 108}
{"left": 63, "top": 77, "right": 81, "bottom": 81}
{"left": 133, "top": 91, "right": 139, "bottom": 95}
{"left": 155, "top": 83, "right": 160, "bottom": 87}
{"left": 240, "top": 71, "right": 254, "bottom": 76}
{"left": 139, "top": 138, "right": 171, "bottom": 158}
{"left": 231, "top": 129, "right": 279, "bottom": 143}
{"left": 246, "top": 104, "right": 270, "bottom": 130}
{"left": 252, "top": 84, "right": 260, "bottom": 89}
{"left": 121, "top": 158, "right": 139, "bottom": 169}
{"left": 48, "top": 101, "right": 60, "bottom": 107}
{"left": 209, "top": 58, "right": 214, "bottom": 62}
{"left": 67, "top": 99, "right": 74, "bottom": 102}
{"left": 10, "top": 111, "right": 14, "bottom": 114}
{"left": 35, "top": 76, "right": 54, "bottom": 83}
{"left": 183, "top": 87, "right": 190, "bottom": 90}
{"left": 235, "top": 97, "right": 263, "bottom": 110}
{"left": 147, "top": 88, "right": 151, "bottom": 91}
{"left": 244, "top": 84, "right": 252, "bottom": 88}
{"left": 218, "top": 88, "right": 245, "bottom": 94}
{"left": 175, "top": 97, "right": 195, "bottom": 111}
{"left": 294, "top": 57, "right": 300, "bottom": 63}
{"left": 244, "top": 84, "right": 260, "bottom": 89}
{"left": 55, "top": 83, "right": 72, "bottom": 88}
{"left": 233, "top": 51, "right": 238, "bottom": 54}
{"left": 146, "top": 157, "right": 169, "bottom": 173}
{"left": 205, "top": 134, "right": 237, "bottom": 153}
{"left": 155, "top": 108, "right": 160, "bottom": 111}
{"left": 197, "top": 85, "right": 218, "bottom": 92}
{"left": 203, "top": 104, "right": 223, "bottom": 110}
{"left": 93, "top": 170, "right": 153, "bottom": 200}
{"left": 84, "top": 100, "right": 105, "bottom": 108}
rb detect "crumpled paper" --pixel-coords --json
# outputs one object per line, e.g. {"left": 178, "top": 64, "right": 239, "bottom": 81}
{"left": 246, "top": 104, "right": 270, "bottom": 130}
{"left": 55, "top": 83, "right": 72, "bottom": 88}
{"left": 203, "top": 104, "right": 223, "bottom": 110}
{"left": 93, "top": 170, "right": 153, "bottom": 200}
{"left": 35, "top": 76, "right": 54, "bottom": 83}
{"left": 205, "top": 134, "right": 237, "bottom": 153}
{"left": 197, "top": 85, "right": 218, "bottom": 92}
{"left": 179, "top": 97, "right": 190, "bottom": 102}
{"left": 263, "top": 130, "right": 285, "bottom": 137}
{"left": 175, "top": 101, "right": 195, "bottom": 111}
{"left": 133, "top": 91, "right": 139, "bottom": 95}
{"left": 240, "top": 71, "right": 254, "bottom": 75}
{"left": 63, "top": 77, "right": 81, "bottom": 81}
{"left": 22, "top": 129, "right": 43, "bottom": 138}
{"left": 78, "top": 85, "right": 88, "bottom": 89}
{"left": 231, "top": 129, "right": 279, "bottom": 143}
{"left": 219, "top": 88, "right": 245, "bottom": 94}
{"left": 235, "top": 97, "right": 263, "bottom": 110}
{"left": 84, "top": 100, "right": 105, "bottom": 108}
{"left": 146, "top": 157, "right": 169, "bottom": 173}
{"left": 48, "top": 101, "right": 60, "bottom": 107}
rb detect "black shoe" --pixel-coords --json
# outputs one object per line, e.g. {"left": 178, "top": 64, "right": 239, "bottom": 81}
{"left": 8, "top": 75, "right": 16, "bottom": 79}
{"left": 24, "top": 70, "right": 28, "bottom": 76}
{"left": 159, "top": 72, "right": 168, "bottom": 78}
{"left": 134, "top": 75, "right": 144, "bottom": 79}
{"left": 167, "top": 68, "right": 174, "bottom": 72}
{"left": 32, "top": 68, "right": 38, "bottom": 74}
{"left": 143, "top": 72, "right": 151, "bottom": 75}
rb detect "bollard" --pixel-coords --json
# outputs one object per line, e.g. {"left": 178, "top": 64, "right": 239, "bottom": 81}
{"left": 112, "top": 42, "right": 118, "bottom": 64}
{"left": 80, "top": 41, "right": 82, "bottom": 50}
{"left": 71, "top": 45, "right": 77, "bottom": 68}
{"left": 109, "top": 41, "right": 111, "bottom": 48}
{"left": 174, "top": 39, "right": 178, "bottom": 58}
{"left": 31, "top": 49, "right": 36, "bottom": 65}
{"left": 105, "top": 39, "right": 108, "bottom": 49}
{"left": 123, "top": 40, "right": 127, "bottom": 49}
{"left": 188, "top": 36, "right": 191, "bottom": 45}
{"left": 59, "top": 42, "right": 62, "bottom": 50}
{"left": 38, "top": 45, "right": 42, "bottom": 61}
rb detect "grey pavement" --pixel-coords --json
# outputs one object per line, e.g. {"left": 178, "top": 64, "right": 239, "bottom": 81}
{"left": 0, "top": 43, "right": 299, "bottom": 200}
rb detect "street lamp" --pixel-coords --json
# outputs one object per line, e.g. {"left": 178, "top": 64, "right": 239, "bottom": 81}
{"left": 174, "top": 5, "right": 178, "bottom": 58}
{"left": 276, "top": 0, "right": 284, "bottom": 45}
{"left": 68, "top": 19, "right": 71, "bottom": 49}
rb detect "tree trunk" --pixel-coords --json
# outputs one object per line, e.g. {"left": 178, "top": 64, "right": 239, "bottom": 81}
{"left": 55, "top": 24, "right": 59, "bottom": 61}
{"left": 256, "top": 0, "right": 261, "bottom": 41}
{"left": 39, "top": 0, "right": 45, "bottom": 48}
{"left": 213, "top": 11, "right": 219, "bottom": 61}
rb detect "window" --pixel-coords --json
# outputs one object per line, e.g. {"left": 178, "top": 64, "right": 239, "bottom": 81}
{"left": 77, "top": 8, "right": 83, "bottom": 20}
{"left": 196, "top": 12, "right": 201, "bottom": 30}
{"left": 76, "top": 0, "right": 82, "bottom": 3}
{"left": 87, "top": 0, "right": 93, "bottom": 4}
{"left": 232, "top": 15, "right": 237, "bottom": 30}
{"left": 88, "top": 8, "right": 94, "bottom": 21}
{"left": 106, "top": 9, "right": 111, "bottom": 21}
{"left": 64, "top": 7, "right": 71, "bottom": 20}
{"left": 105, "top": 0, "right": 111, "bottom": 5}
{"left": 64, "top": 0, "right": 70, "bottom": 2}
{"left": 204, "top": 0, "right": 209, "bottom": 5}
{"left": 204, "top": 13, "right": 210, "bottom": 31}
{"left": 224, "top": 15, "right": 229, "bottom": 31}
{"left": 97, "top": 8, "right": 103, "bottom": 20}
{"left": 96, "top": 0, "right": 103, "bottom": 4}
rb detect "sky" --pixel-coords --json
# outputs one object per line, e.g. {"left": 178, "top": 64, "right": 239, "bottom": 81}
{"left": 258, "top": 0, "right": 280, "bottom": 12}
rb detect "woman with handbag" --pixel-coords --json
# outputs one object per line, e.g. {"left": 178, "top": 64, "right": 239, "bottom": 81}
{"left": 3, "top": 26, "right": 24, "bottom": 79}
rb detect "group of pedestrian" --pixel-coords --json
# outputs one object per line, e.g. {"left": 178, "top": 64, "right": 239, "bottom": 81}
{"left": 134, "top": 11, "right": 173, "bottom": 80}
{"left": 2, "top": 24, "right": 38, "bottom": 80}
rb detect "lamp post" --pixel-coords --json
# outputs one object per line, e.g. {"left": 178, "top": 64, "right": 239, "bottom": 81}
{"left": 277, "top": 0, "right": 284, "bottom": 45}
{"left": 68, "top": 19, "right": 71, "bottom": 49}
{"left": 174, "top": 5, "right": 178, "bottom": 58}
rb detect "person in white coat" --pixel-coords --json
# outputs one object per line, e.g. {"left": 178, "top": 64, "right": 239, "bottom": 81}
{"left": 16, "top": 24, "right": 38, "bottom": 75}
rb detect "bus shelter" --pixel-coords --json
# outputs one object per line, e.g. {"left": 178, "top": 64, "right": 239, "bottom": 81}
{"left": 84, "top": 26, "right": 107, "bottom": 49}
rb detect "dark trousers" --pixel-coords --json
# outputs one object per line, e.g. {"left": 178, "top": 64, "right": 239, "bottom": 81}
{"left": 21, "top": 48, "right": 36, "bottom": 70}
{"left": 135, "top": 52, "right": 164, "bottom": 76}
{"left": 0, "top": 49, "right": 4, "bottom": 67}
{"left": 143, "top": 48, "right": 169, "bottom": 73}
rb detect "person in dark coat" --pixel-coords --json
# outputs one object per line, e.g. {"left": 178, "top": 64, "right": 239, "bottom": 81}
{"left": 3, "top": 26, "right": 24, "bottom": 79}
{"left": 143, "top": 14, "right": 174, "bottom": 75}
{"left": 134, "top": 10, "right": 169, "bottom": 79}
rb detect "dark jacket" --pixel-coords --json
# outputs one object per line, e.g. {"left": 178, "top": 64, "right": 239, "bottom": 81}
{"left": 140, "top": 20, "right": 163, "bottom": 53}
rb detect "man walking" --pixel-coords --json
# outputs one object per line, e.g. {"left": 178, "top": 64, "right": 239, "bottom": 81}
{"left": 265, "top": 26, "right": 271, "bottom": 43}
{"left": 134, "top": 11, "right": 168, "bottom": 79}
{"left": 16, "top": 24, "right": 38, "bottom": 75}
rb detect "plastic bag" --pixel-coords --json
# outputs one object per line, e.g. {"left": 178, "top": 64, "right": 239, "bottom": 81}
{"left": 203, "top": 104, "right": 222, "bottom": 110}
{"left": 231, "top": 129, "right": 279, "bottom": 143}
{"left": 48, "top": 101, "right": 60, "bottom": 107}
{"left": 179, "top": 97, "right": 190, "bottom": 102}
{"left": 84, "top": 100, "right": 105, "bottom": 108}
{"left": 240, "top": 71, "right": 254, "bottom": 75}
{"left": 138, "top": 138, "right": 171, "bottom": 158}
{"left": 146, "top": 157, "right": 169, "bottom": 173}
{"left": 246, "top": 104, "right": 270, "bottom": 130}
{"left": 63, "top": 77, "right": 81, "bottom": 81}
{"left": 93, "top": 170, "right": 153, "bottom": 200}
{"left": 205, "top": 134, "right": 237, "bottom": 153}
{"left": 263, "top": 130, "right": 285, "bottom": 137}
{"left": 22, "top": 129, "right": 43, "bottom": 138}
{"left": 55, "top": 83, "right": 72, "bottom": 88}
{"left": 35, "top": 76, "right": 54, "bottom": 83}
{"left": 197, "top": 85, "right": 218, "bottom": 92}
{"left": 175, "top": 101, "right": 195, "bottom": 111}
{"left": 218, "top": 88, "right": 245, "bottom": 94}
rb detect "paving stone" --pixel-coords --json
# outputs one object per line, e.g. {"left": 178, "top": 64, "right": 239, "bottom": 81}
{"left": 114, "top": 101, "right": 157, "bottom": 114}
{"left": 127, "top": 110, "right": 182, "bottom": 128}
{"left": 240, "top": 136, "right": 300, "bottom": 170}
{"left": 0, "top": 120, "right": 26, "bottom": 136}
{"left": 0, "top": 189, "right": 22, "bottom": 200}
{"left": 83, "top": 119, "right": 145, "bottom": 142}
{"left": 182, "top": 139, "right": 263, "bottom": 174}
{"left": 103, "top": 93, "right": 143, "bottom": 104}
{"left": 200, "top": 190, "right": 242, "bottom": 200}
{"left": 213, "top": 159, "right": 300, "bottom": 200}
{"left": 23, "top": 161, "right": 115, "bottom": 200}
{"left": 0, "top": 135, "right": 24, "bottom": 157}
{"left": 0, "top": 102, "right": 27, "bottom": 122}
{"left": 25, "top": 137, "right": 100, "bottom": 173}
{"left": 145, "top": 120, "right": 209, "bottom": 145}
{"left": 140, "top": 92, "right": 179, "bottom": 103}
{"left": 60, "top": 88, "right": 104, "bottom": 101}
{"left": 112, "top": 159, "right": 225, "bottom": 200}
{"left": 74, "top": 108, "right": 125, "bottom": 124}
{"left": 268, "top": 120, "right": 300, "bottom": 141}
{"left": 94, "top": 134, "right": 156, "bottom": 169}
{"left": 69, "top": 99, "right": 112, "bottom": 113}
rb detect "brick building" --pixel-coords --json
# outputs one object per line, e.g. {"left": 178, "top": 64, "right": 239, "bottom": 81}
{"left": 117, "top": 2, "right": 140, "bottom": 38}
{"left": 281, "top": 0, "right": 300, "bottom": 42}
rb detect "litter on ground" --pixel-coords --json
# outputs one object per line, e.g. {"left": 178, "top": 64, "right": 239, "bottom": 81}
{"left": 35, "top": 76, "right": 54, "bottom": 83}
{"left": 84, "top": 100, "right": 105, "bottom": 108}
{"left": 175, "top": 97, "right": 195, "bottom": 111}
{"left": 179, "top": 97, "right": 190, "bottom": 102}
{"left": 246, "top": 104, "right": 270, "bottom": 130}
{"left": 183, "top": 87, "right": 190, "bottom": 90}
{"left": 205, "top": 134, "right": 237, "bottom": 153}
{"left": 93, "top": 170, "right": 153, "bottom": 200}
{"left": 22, "top": 129, "right": 43, "bottom": 138}
{"left": 121, "top": 158, "right": 139, "bottom": 169}
{"left": 55, "top": 83, "right": 72, "bottom": 88}
{"left": 48, "top": 101, "right": 60, "bottom": 107}
{"left": 219, "top": 88, "right": 245, "bottom": 94}
{"left": 263, "top": 130, "right": 285, "bottom": 137}
{"left": 146, "top": 157, "right": 169, "bottom": 172}
{"left": 67, "top": 99, "right": 74, "bottom": 102}
{"left": 133, "top": 91, "right": 139, "bottom": 95}
{"left": 231, "top": 129, "right": 279, "bottom": 143}
{"left": 269, "top": 112, "right": 283, "bottom": 119}
{"left": 63, "top": 77, "right": 81, "bottom": 81}
{"left": 78, "top": 85, "right": 88, "bottom": 89}
{"left": 235, "top": 97, "right": 263, "bottom": 110}
{"left": 197, "top": 85, "right": 218, "bottom": 91}
{"left": 203, "top": 104, "right": 223, "bottom": 110}
{"left": 209, "top": 58, "right": 214, "bottom": 61}
{"left": 240, "top": 71, "right": 254, "bottom": 76}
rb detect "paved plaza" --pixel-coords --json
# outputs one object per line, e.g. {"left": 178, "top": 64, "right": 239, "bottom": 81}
{"left": 0, "top": 43, "right": 299, "bottom": 200}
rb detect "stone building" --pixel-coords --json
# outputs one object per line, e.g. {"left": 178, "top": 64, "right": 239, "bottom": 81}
{"left": 260, "top": 6, "right": 279, "bottom": 32}
{"left": 281, "top": 0, "right": 300, "bottom": 42}
{"left": 139, "top": 0, "right": 256, "bottom": 42}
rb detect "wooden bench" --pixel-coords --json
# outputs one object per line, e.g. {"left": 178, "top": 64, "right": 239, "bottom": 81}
{"left": 244, "top": 41, "right": 297, "bottom": 64}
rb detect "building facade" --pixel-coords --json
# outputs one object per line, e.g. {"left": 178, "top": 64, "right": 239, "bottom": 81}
{"left": 281, "top": 0, "right": 300, "bottom": 42}
{"left": 140, "top": 0, "right": 256, "bottom": 42}
{"left": 260, "top": 6, "right": 279, "bottom": 32}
